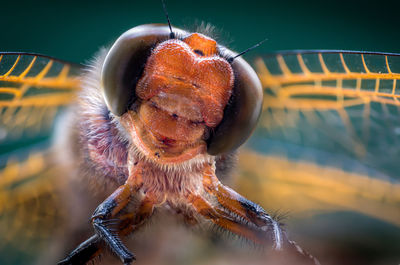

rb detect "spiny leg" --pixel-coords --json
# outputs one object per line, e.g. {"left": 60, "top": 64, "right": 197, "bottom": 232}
{"left": 91, "top": 183, "right": 137, "bottom": 264}
{"left": 58, "top": 235, "right": 101, "bottom": 265}
{"left": 188, "top": 164, "right": 320, "bottom": 265}
{"left": 57, "top": 197, "right": 156, "bottom": 265}
{"left": 57, "top": 184, "right": 137, "bottom": 265}
{"left": 58, "top": 162, "right": 159, "bottom": 265}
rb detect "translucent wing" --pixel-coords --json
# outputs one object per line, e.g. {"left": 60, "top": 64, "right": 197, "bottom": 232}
{"left": 0, "top": 52, "right": 81, "bottom": 151}
{"left": 0, "top": 150, "right": 66, "bottom": 265}
{"left": 236, "top": 50, "right": 400, "bottom": 264}
{"left": 0, "top": 53, "right": 82, "bottom": 264}
{"left": 243, "top": 49, "right": 400, "bottom": 216}
{"left": 251, "top": 50, "right": 400, "bottom": 178}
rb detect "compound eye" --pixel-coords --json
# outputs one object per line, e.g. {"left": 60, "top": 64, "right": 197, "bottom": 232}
{"left": 101, "top": 24, "right": 183, "bottom": 116}
{"left": 207, "top": 56, "right": 263, "bottom": 155}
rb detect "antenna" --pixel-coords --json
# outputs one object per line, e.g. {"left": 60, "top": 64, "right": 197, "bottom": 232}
{"left": 227, "top": 38, "right": 268, "bottom": 63}
{"left": 161, "top": 0, "right": 175, "bottom": 39}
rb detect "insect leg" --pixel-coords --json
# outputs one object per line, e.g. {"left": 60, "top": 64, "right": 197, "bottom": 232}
{"left": 91, "top": 183, "right": 137, "bottom": 264}
{"left": 187, "top": 164, "right": 320, "bottom": 265}
{"left": 58, "top": 193, "right": 158, "bottom": 265}
{"left": 59, "top": 161, "right": 159, "bottom": 265}
{"left": 57, "top": 235, "right": 101, "bottom": 265}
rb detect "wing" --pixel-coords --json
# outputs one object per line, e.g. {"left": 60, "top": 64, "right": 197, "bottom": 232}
{"left": 252, "top": 50, "right": 400, "bottom": 178}
{"left": 0, "top": 150, "right": 67, "bottom": 265}
{"left": 0, "top": 52, "right": 81, "bottom": 152}
{"left": 241, "top": 49, "right": 400, "bottom": 218}
{"left": 236, "top": 50, "right": 400, "bottom": 264}
{"left": 0, "top": 53, "right": 82, "bottom": 264}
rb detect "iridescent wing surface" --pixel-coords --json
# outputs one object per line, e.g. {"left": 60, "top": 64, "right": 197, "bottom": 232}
{"left": 236, "top": 50, "right": 400, "bottom": 264}
{"left": 0, "top": 53, "right": 82, "bottom": 264}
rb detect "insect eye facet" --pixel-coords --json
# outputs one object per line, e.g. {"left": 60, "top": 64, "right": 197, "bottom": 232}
{"left": 101, "top": 24, "right": 186, "bottom": 116}
{"left": 207, "top": 56, "right": 263, "bottom": 155}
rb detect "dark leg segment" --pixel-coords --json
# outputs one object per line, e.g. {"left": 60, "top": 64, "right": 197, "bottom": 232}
{"left": 91, "top": 184, "right": 136, "bottom": 264}
{"left": 189, "top": 164, "right": 321, "bottom": 265}
{"left": 58, "top": 162, "right": 159, "bottom": 265}
{"left": 58, "top": 235, "right": 101, "bottom": 265}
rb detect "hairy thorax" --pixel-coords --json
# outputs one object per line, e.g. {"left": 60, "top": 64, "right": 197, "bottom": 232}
{"left": 57, "top": 50, "right": 221, "bottom": 204}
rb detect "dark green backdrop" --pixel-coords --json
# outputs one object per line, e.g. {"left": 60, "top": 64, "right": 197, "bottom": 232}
{"left": 1, "top": 1, "right": 400, "bottom": 264}
{"left": 1, "top": 0, "right": 400, "bottom": 63}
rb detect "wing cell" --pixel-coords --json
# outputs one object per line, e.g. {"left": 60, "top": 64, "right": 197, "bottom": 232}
{"left": 252, "top": 51, "right": 400, "bottom": 179}
{"left": 0, "top": 53, "right": 82, "bottom": 146}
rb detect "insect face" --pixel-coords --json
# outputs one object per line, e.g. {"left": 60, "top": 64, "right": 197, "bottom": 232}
{"left": 101, "top": 24, "right": 263, "bottom": 164}
{"left": 123, "top": 33, "right": 234, "bottom": 163}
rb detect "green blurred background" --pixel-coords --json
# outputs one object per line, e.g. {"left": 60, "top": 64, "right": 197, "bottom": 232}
{"left": 1, "top": 0, "right": 400, "bottom": 265}
{"left": 1, "top": 0, "right": 400, "bottom": 63}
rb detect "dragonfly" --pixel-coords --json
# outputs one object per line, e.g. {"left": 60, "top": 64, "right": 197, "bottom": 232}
{"left": 1, "top": 6, "right": 400, "bottom": 265}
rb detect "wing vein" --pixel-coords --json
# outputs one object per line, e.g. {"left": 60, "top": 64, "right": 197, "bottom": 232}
{"left": 318, "top": 53, "right": 330, "bottom": 74}
{"left": 297, "top": 53, "right": 311, "bottom": 75}
{"left": 1, "top": 55, "right": 21, "bottom": 78}
{"left": 277, "top": 55, "right": 292, "bottom": 76}
{"left": 18, "top": 56, "right": 37, "bottom": 79}
{"left": 361, "top": 54, "right": 371, "bottom": 74}
{"left": 339, "top": 53, "right": 351, "bottom": 74}
{"left": 34, "top": 60, "right": 53, "bottom": 81}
